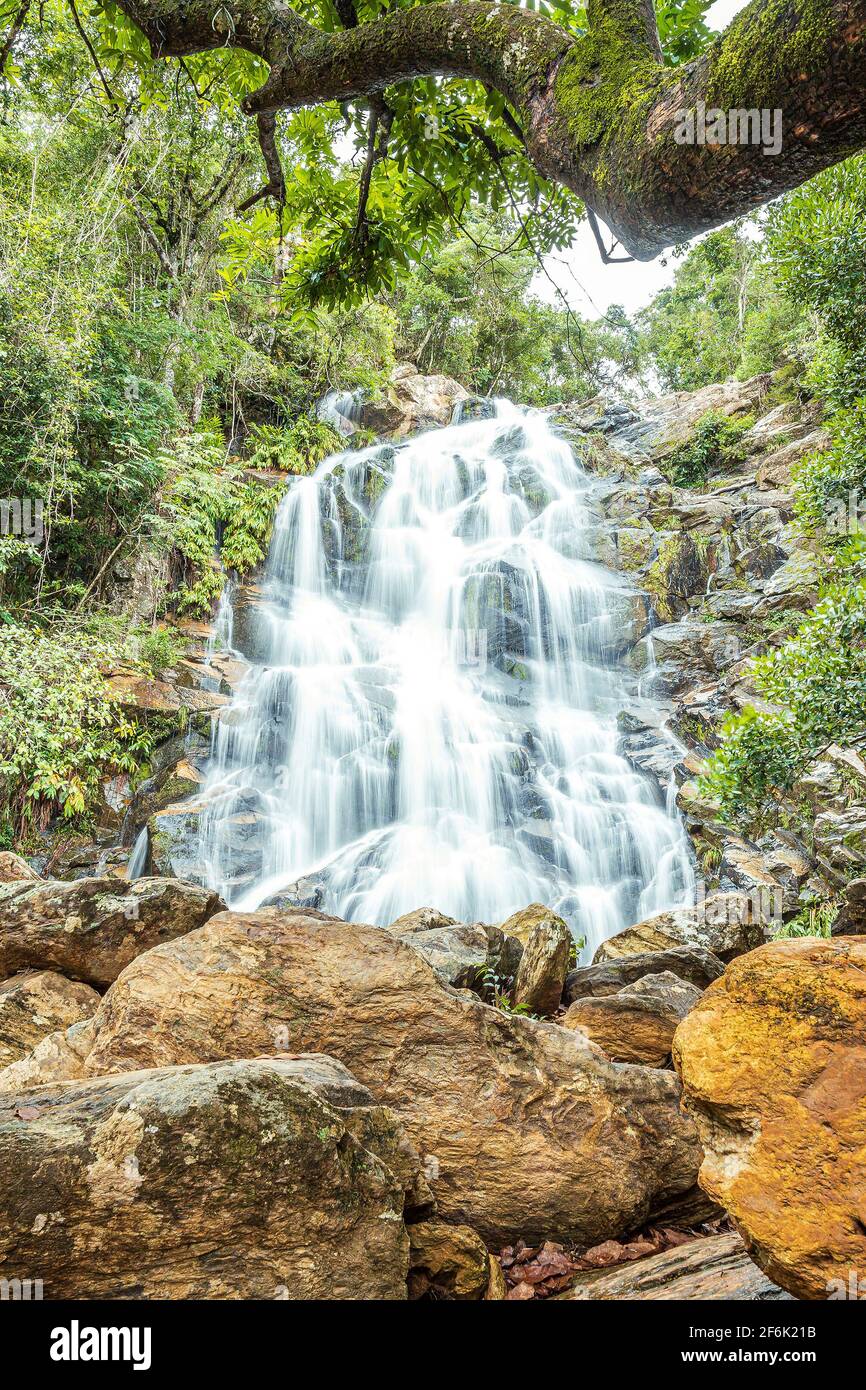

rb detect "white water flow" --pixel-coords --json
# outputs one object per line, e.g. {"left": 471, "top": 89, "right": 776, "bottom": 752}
{"left": 197, "top": 403, "right": 694, "bottom": 957}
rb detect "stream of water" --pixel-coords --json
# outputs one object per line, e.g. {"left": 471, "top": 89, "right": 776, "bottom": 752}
{"left": 195, "top": 402, "right": 694, "bottom": 957}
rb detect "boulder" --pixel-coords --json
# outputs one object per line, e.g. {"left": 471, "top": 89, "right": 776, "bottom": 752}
{"left": 561, "top": 1232, "right": 791, "bottom": 1301}
{"left": 390, "top": 920, "right": 519, "bottom": 990}
{"left": 0, "top": 876, "right": 224, "bottom": 988}
{"left": 387, "top": 907, "right": 458, "bottom": 934}
{"left": 673, "top": 937, "right": 866, "bottom": 1300}
{"left": 512, "top": 915, "right": 571, "bottom": 1016}
{"left": 0, "top": 1017, "right": 96, "bottom": 1094}
{"left": 40, "top": 908, "right": 702, "bottom": 1246}
{"left": 563, "top": 972, "right": 702, "bottom": 1066}
{"left": 593, "top": 894, "right": 765, "bottom": 965}
{"left": 0, "top": 1056, "right": 424, "bottom": 1299}
{"left": 565, "top": 945, "right": 724, "bottom": 1002}
{"left": 408, "top": 1220, "right": 491, "bottom": 1300}
{"left": 832, "top": 878, "right": 866, "bottom": 935}
{"left": 0, "top": 853, "right": 39, "bottom": 883}
{"left": 0, "top": 971, "right": 100, "bottom": 1065}
{"left": 498, "top": 902, "right": 568, "bottom": 948}
{"left": 361, "top": 366, "right": 468, "bottom": 438}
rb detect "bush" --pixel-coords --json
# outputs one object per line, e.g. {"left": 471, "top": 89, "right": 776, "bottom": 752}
{"left": 662, "top": 411, "right": 753, "bottom": 488}
{"left": 794, "top": 400, "right": 866, "bottom": 534}
{"left": 0, "top": 624, "right": 153, "bottom": 838}
{"left": 246, "top": 416, "right": 342, "bottom": 475}
{"left": 700, "top": 580, "right": 866, "bottom": 823}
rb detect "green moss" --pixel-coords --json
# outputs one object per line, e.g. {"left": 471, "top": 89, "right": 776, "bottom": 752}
{"left": 707, "top": 0, "right": 837, "bottom": 111}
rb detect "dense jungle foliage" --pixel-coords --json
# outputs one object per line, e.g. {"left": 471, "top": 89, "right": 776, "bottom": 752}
{"left": 0, "top": 0, "right": 864, "bottom": 860}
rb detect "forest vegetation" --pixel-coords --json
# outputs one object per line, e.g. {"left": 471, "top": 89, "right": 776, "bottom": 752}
{"left": 0, "top": 0, "right": 864, "bottom": 867}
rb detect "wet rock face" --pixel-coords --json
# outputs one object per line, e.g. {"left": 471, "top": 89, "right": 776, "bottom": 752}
{"left": 0, "top": 876, "right": 224, "bottom": 988}
{"left": 0, "top": 1056, "right": 422, "bottom": 1299}
{"left": 673, "top": 938, "right": 866, "bottom": 1301}
{"left": 18, "top": 908, "right": 703, "bottom": 1247}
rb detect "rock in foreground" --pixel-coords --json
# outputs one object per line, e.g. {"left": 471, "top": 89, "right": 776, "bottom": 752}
{"left": 0, "top": 972, "right": 99, "bottom": 1065}
{"left": 563, "top": 971, "right": 702, "bottom": 1066}
{"left": 0, "top": 1056, "right": 423, "bottom": 1299}
{"left": 0, "top": 853, "right": 40, "bottom": 883}
{"left": 0, "top": 876, "right": 225, "bottom": 987}
{"left": 512, "top": 914, "right": 571, "bottom": 1016}
{"left": 565, "top": 945, "right": 724, "bottom": 1002}
{"left": 674, "top": 937, "right": 866, "bottom": 1300}
{"left": 594, "top": 894, "right": 764, "bottom": 965}
{"left": 561, "top": 1233, "right": 791, "bottom": 1301}
{"left": 37, "top": 908, "right": 701, "bottom": 1245}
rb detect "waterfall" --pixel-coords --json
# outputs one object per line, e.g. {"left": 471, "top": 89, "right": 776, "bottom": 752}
{"left": 197, "top": 402, "right": 694, "bottom": 958}
{"left": 318, "top": 389, "right": 364, "bottom": 437}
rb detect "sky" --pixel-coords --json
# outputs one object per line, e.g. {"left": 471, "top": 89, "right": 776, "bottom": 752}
{"left": 533, "top": 0, "right": 750, "bottom": 320}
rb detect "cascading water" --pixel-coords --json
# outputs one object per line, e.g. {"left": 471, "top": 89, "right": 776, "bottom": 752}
{"left": 196, "top": 402, "right": 694, "bottom": 958}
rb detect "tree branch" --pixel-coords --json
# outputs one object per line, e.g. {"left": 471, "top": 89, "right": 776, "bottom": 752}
{"left": 110, "top": 0, "right": 866, "bottom": 260}
{"left": 0, "top": 0, "right": 29, "bottom": 75}
{"left": 237, "top": 111, "right": 285, "bottom": 211}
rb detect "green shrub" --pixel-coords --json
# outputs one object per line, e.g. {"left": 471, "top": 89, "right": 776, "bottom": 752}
{"left": 775, "top": 901, "right": 839, "bottom": 939}
{"left": 0, "top": 625, "right": 153, "bottom": 838}
{"left": 794, "top": 400, "right": 866, "bottom": 534}
{"left": 247, "top": 416, "right": 342, "bottom": 475}
{"left": 700, "top": 580, "right": 866, "bottom": 823}
{"left": 662, "top": 411, "right": 754, "bottom": 488}
{"left": 138, "top": 627, "right": 186, "bottom": 677}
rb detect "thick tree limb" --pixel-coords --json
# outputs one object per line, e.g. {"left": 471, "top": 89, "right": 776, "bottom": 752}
{"left": 111, "top": 0, "right": 866, "bottom": 258}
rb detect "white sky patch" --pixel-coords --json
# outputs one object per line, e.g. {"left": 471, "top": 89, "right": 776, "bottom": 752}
{"left": 532, "top": 0, "right": 751, "bottom": 320}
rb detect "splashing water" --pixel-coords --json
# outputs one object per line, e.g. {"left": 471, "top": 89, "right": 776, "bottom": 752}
{"left": 197, "top": 402, "right": 694, "bottom": 956}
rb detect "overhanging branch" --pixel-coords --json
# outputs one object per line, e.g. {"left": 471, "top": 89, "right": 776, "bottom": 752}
{"left": 112, "top": 0, "right": 866, "bottom": 260}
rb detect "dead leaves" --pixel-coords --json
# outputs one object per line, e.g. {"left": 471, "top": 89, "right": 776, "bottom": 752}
{"left": 497, "top": 1224, "right": 716, "bottom": 1300}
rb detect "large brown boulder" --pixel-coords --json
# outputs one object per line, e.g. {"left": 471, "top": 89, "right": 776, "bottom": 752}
{"left": 0, "top": 876, "right": 224, "bottom": 988}
{"left": 563, "top": 972, "right": 702, "bottom": 1067}
{"left": 0, "top": 1055, "right": 424, "bottom": 1299}
{"left": 361, "top": 365, "right": 468, "bottom": 438}
{"left": 408, "top": 1220, "right": 491, "bottom": 1300}
{"left": 498, "top": 902, "right": 568, "bottom": 947}
{"left": 0, "top": 972, "right": 99, "bottom": 1065}
{"left": 673, "top": 937, "right": 866, "bottom": 1300}
{"left": 28, "top": 908, "right": 701, "bottom": 1246}
{"left": 593, "top": 893, "right": 764, "bottom": 965}
{"left": 512, "top": 915, "right": 571, "bottom": 1016}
